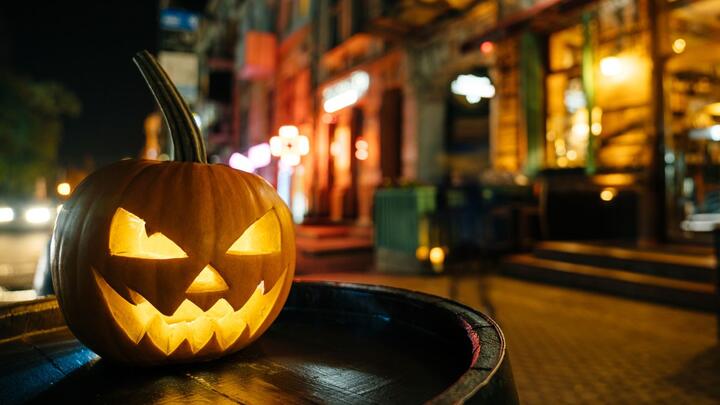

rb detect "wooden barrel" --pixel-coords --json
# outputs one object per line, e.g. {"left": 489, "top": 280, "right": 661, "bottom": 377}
{"left": 0, "top": 281, "right": 518, "bottom": 404}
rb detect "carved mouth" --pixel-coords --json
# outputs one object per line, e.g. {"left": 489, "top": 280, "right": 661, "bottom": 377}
{"left": 92, "top": 268, "right": 287, "bottom": 356}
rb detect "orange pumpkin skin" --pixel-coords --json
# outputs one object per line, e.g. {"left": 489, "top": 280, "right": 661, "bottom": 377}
{"left": 51, "top": 159, "right": 295, "bottom": 365}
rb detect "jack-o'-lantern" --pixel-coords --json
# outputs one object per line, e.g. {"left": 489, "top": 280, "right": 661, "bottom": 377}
{"left": 50, "top": 51, "right": 295, "bottom": 365}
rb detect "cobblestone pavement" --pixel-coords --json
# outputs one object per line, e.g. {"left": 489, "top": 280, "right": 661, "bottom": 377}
{"left": 298, "top": 272, "right": 720, "bottom": 404}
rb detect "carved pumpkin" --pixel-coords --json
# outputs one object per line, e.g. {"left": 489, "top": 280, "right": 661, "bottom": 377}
{"left": 50, "top": 51, "right": 295, "bottom": 365}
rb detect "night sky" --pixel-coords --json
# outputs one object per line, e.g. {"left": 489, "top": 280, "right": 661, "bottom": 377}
{"left": 1, "top": 1, "right": 159, "bottom": 167}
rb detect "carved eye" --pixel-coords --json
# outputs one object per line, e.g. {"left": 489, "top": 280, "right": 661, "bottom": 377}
{"left": 226, "top": 209, "right": 281, "bottom": 255}
{"left": 109, "top": 208, "right": 188, "bottom": 259}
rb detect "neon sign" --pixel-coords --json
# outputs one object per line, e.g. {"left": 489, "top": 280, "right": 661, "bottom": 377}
{"left": 451, "top": 74, "right": 495, "bottom": 104}
{"left": 322, "top": 71, "right": 370, "bottom": 113}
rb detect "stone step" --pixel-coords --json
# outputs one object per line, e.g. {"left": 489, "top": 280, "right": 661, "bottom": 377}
{"left": 502, "top": 254, "right": 716, "bottom": 311}
{"left": 533, "top": 241, "right": 715, "bottom": 283}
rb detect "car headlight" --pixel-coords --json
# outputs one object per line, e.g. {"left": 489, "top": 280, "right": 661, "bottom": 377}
{"left": 25, "top": 207, "right": 51, "bottom": 224}
{"left": 0, "top": 207, "right": 14, "bottom": 223}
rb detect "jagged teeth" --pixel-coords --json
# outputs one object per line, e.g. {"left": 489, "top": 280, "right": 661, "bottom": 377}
{"left": 187, "top": 316, "right": 214, "bottom": 352}
{"left": 207, "top": 298, "right": 234, "bottom": 319}
{"left": 166, "top": 299, "right": 205, "bottom": 324}
{"left": 134, "top": 298, "right": 248, "bottom": 354}
{"left": 145, "top": 315, "right": 172, "bottom": 353}
{"left": 93, "top": 268, "right": 286, "bottom": 356}
{"left": 128, "top": 289, "right": 147, "bottom": 304}
{"left": 214, "top": 310, "right": 247, "bottom": 349}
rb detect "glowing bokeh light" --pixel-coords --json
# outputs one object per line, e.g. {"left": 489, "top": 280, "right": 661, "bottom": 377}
{"left": 672, "top": 38, "right": 686, "bottom": 54}
{"left": 480, "top": 41, "right": 494, "bottom": 54}
{"left": 229, "top": 152, "right": 255, "bottom": 173}
{"left": 0, "top": 207, "right": 14, "bottom": 223}
{"left": 269, "top": 125, "right": 309, "bottom": 166}
{"left": 57, "top": 182, "right": 71, "bottom": 196}
{"left": 600, "top": 56, "right": 622, "bottom": 77}
{"left": 451, "top": 74, "right": 495, "bottom": 104}
{"left": 600, "top": 188, "right": 616, "bottom": 202}
{"left": 25, "top": 207, "right": 51, "bottom": 224}
{"left": 322, "top": 71, "right": 370, "bottom": 113}
{"left": 248, "top": 143, "right": 272, "bottom": 168}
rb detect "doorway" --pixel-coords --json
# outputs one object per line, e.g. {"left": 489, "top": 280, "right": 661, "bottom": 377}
{"left": 380, "top": 88, "right": 403, "bottom": 181}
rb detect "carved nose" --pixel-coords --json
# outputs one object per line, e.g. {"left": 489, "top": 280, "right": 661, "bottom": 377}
{"left": 186, "top": 264, "right": 228, "bottom": 293}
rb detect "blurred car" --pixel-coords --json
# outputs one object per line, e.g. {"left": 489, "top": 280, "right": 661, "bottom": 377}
{"left": 0, "top": 197, "right": 60, "bottom": 231}
{"left": 34, "top": 236, "right": 54, "bottom": 296}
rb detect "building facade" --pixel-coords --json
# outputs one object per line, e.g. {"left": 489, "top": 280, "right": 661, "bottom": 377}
{"left": 180, "top": 0, "right": 719, "bottom": 244}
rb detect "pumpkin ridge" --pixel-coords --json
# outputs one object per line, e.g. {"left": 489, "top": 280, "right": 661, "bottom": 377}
{"left": 125, "top": 163, "right": 199, "bottom": 315}
{"left": 90, "top": 162, "right": 160, "bottom": 302}
{"left": 57, "top": 161, "right": 156, "bottom": 355}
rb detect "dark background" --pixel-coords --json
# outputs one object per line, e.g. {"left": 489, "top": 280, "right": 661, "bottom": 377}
{"left": 1, "top": 1, "right": 159, "bottom": 166}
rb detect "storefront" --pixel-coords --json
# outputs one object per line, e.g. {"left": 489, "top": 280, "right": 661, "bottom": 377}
{"left": 462, "top": 0, "right": 659, "bottom": 241}
{"left": 476, "top": 0, "right": 720, "bottom": 244}
{"left": 444, "top": 68, "right": 496, "bottom": 182}
{"left": 314, "top": 51, "right": 404, "bottom": 224}
{"left": 661, "top": 0, "right": 720, "bottom": 242}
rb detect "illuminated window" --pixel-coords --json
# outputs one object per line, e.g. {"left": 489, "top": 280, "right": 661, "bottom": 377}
{"left": 663, "top": 0, "right": 720, "bottom": 239}
{"left": 546, "top": 25, "right": 588, "bottom": 168}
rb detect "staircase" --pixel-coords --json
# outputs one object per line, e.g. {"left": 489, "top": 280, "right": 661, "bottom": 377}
{"left": 503, "top": 241, "right": 717, "bottom": 311}
{"left": 295, "top": 225, "right": 374, "bottom": 274}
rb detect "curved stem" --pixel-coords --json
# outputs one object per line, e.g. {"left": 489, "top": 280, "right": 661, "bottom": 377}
{"left": 133, "top": 50, "right": 207, "bottom": 163}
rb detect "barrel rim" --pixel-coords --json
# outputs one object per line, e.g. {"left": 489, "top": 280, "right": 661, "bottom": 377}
{"left": 288, "top": 281, "right": 507, "bottom": 403}
{"left": 0, "top": 281, "right": 507, "bottom": 403}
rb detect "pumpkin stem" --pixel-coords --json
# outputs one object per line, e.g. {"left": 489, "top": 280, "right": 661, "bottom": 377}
{"left": 133, "top": 50, "right": 207, "bottom": 163}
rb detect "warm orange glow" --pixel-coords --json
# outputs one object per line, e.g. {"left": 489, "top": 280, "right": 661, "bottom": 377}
{"left": 57, "top": 182, "right": 71, "bottom": 196}
{"left": 672, "top": 38, "right": 686, "bottom": 54}
{"left": 480, "top": 41, "right": 494, "bottom": 54}
{"left": 600, "top": 56, "right": 622, "bottom": 77}
{"left": 226, "top": 209, "right": 281, "bottom": 255}
{"left": 333, "top": 126, "right": 351, "bottom": 172}
{"left": 705, "top": 103, "right": 720, "bottom": 116}
{"left": 355, "top": 149, "right": 368, "bottom": 160}
{"left": 600, "top": 188, "right": 616, "bottom": 202}
{"left": 429, "top": 247, "right": 445, "bottom": 273}
{"left": 93, "top": 267, "right": 288, "bottom": 354}
{"left": 270, "top": 125, "right": 310, "bottom": 166}
{"left": 185, "top": 265, "right": 229, "bottom": 293}
{"left": 429, "top": 247, "right": 445, "bottom": 265}
{"left": 416, "top": 246, "right": 429, "bottom": 261}
{"left": 591, "top": 107, "right": 603, "bottom": 136}
{"left": 109, "top": 208, "right": 188, "bottom": 259}
{"left": 593, "top": 174, "right": 634, "bottom": 187}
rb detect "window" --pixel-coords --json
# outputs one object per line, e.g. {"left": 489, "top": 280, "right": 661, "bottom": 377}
{"left": 663, "top": 0, "right": 720, "bottom": 237}
{"left": 545, "top": 25, "right": 589, "bottom": 168}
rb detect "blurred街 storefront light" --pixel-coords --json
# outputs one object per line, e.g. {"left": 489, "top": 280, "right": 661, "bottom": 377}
{"left": 57, "top": 182, "right": 71, "bottom": 196}
{"left": 672, "top": 38, "right": 686, "bottom": 54}
{"left": 600, "top": 56, "right": 622, "bottom": 77}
